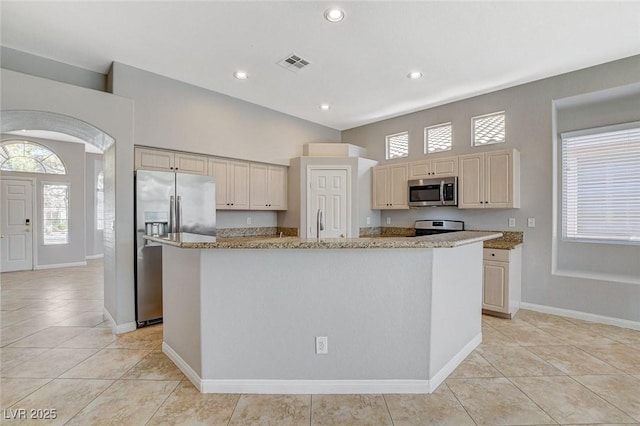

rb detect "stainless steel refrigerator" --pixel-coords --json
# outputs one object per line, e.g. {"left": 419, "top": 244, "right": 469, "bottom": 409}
{"left": 134, "top": 170, "right": 216, "bottom": 327}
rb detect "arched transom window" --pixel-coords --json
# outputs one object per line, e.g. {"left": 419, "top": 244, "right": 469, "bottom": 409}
{"left": 0, "top": 140, "right": 67, "bottom": 175}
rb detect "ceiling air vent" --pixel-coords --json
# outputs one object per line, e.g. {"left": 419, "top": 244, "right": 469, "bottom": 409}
{"left": 277, "top": 53, "right": 311, "bottom": 72}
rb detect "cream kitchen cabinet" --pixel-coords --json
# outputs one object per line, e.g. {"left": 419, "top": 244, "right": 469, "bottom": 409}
{"left": 134, "top": 147, "right": 208, "bottom": 175}
{"left": 208, "top": 158, "right": 250, "bottom": 210}
{"left": 482, "top": 247, "right": 522, "bottom": 318}
{"left": 408, "top": 156, "right": 458, "bottom": 179}
{"left": 249, "top": 164, "right": 288, "bottom": 210}
{"left": 372, "top": 164, "right": 409, "bottom": 210}
{"left": 458, "top": 149, "right": 520, "bottom": 209}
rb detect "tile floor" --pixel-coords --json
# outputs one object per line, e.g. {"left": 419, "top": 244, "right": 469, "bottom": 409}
{"left": 1, "top": 260, "right": 640, "bottom": 425}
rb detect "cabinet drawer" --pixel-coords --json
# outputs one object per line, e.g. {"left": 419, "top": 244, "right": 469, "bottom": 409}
{"left": 483, "top": 248, "right": 510, "bottom": 262}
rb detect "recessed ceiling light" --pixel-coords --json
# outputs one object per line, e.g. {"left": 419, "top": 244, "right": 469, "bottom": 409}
{"left": 320, "top": 104, "right": 331, "bottom": 111}
{"left": 233, "top": 71, "right": 248, "bottom": 80}
{"left": 21, "top": 129, "right": 28, "bottom": 132}
{"left": 407, "top": 71, "right": 423, "bottom": 80}
{"left": 324, "top": 8, "right": 345, "bottom": 22}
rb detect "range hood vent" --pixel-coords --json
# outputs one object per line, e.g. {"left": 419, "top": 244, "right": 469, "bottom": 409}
{"left": 277, "top": 53, "right": 310, "bottom": 72}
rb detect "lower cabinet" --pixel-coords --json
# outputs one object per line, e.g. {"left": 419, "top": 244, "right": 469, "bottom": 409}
{"left": 482, "top": 246, "right": 521, "bottom": 318}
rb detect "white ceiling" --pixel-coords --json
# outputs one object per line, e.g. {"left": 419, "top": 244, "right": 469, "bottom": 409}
{"left": 1, "top": 1, "right": 639, "bottom": 131}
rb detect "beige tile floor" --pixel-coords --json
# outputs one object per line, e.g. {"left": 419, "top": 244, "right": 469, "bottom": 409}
{"left": 2, "top": 260, "right": 640, "bottom": 425}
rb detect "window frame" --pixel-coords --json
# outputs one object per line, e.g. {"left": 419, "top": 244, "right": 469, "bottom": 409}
{"left": 472, "top": 111, "right": 506, "bottom": 147}
{"left": 385, "top": 131, "right": 409, "bottom": 160}
{"left": 560, "top": 121, "right": 640, "bottom": 246}
{"left": 42, "top": 182, "right": 70, "bottom": 246}
{"left": 424, "top": 122, "right": 453, "bottom": 154}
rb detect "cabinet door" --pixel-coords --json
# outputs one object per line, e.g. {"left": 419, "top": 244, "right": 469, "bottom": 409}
{"left": 249, "top": 163, "right": 269, "bottom": 209}
{"left": 268, "top": 166, "right": 288, "bottom": 210}
{"left": 229, "top": 161, "right": 250, "bottom": 210}
{"left": 389, "top": 164, "right": 408, "bottom": 208}
{"left": 174, "top": 153, "right": 208, "bottom": 175}
{"left": 483, "top": 260, "right": 509, "bottom": 314}
{"left": 209, "top": 159, "right": 230, "bottom": 209}
{"left": 485, "top": 150, "right": 512, "bottom": 208}
{"left": 432, "top": 156, "right": 458, "bottom": 177}
{"left": 458, "top": 153, "right": 484, "bottom": 208}
{"left": 408, "top": 160, "right": 432, "bottom": 179}
{"left": 135, "top": 147, "right": 174, "bottom": 171}
{"left": 372, "top": 166, "right": 389, "bottom": 209}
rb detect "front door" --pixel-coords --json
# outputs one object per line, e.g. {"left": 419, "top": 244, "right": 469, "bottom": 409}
{"left": 0, "top": 179, "right": 34, "bottom": 272}
{"left": 308, "top": 168, "right": 349, "bottom": 238}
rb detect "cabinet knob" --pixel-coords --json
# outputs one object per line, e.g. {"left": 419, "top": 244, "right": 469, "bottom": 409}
{"left": 491, "top": 253, "right": 495, "bottom": 256}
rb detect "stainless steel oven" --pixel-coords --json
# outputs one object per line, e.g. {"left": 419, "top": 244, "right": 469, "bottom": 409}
{"left": 408, "top": 177, "right": 457, "bottom": 207}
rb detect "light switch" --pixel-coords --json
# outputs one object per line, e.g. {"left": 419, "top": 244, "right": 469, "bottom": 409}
{"left": 386, "top": 217, "right": 391, "bottom": 225}
{"left": 527, "top": 218, "right": 536, "bottom": 228}
{"left": 508, "top": 218, "right": 516, "bottom": 228}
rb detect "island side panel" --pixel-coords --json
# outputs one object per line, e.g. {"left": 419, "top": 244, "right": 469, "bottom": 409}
{"left": 199, "top": 248, "right": 433, "bottom": 381}
{"left": 162, "top": 245, "right": 203, "bottom": 378}
{"left": 429, "top": 242, "right": 483, "bottom": 382}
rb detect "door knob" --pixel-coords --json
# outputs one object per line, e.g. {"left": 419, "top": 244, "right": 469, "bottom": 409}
{"left": 25, "top": 218, "right": 31, "bottom": 225}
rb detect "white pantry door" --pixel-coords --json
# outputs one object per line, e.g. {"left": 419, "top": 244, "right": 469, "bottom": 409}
{"left": 0, "top": 179, "right": 34, "bottom": 272}
{"left": 308, "top": 168, "right": 349, "bottom": 238}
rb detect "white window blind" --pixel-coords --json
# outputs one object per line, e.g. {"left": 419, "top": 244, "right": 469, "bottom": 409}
{"left": 562, "top": 122, "right": 640, "bottom": 244}
{"left": 425, "top": 122, "right": 452, "bottom": 153}
{"left": 386, "top": 131, "right": 409, "bottom": 159}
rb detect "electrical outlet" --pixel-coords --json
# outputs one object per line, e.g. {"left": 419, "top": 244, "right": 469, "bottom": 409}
{"left": 386, "top": 217, "right": 391, "bottom": 225}
{"left": 528, "top": 217, "right": 536, "bottom": 228}
{"left": 508, "top": 218, "right": 516, "bottom": 228}
{"left": 366, "top": 216, "right": 371, "bottom": 225}
{"left": 316, "top": 336, "right": 328, "bottom": 355}
{"left": 246, "top": 217, "right": 252, "bottom": 225}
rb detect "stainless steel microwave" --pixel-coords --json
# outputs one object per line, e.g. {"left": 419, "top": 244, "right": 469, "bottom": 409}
{"left": 408, "top": 177, "right": 458, "bottom": 207}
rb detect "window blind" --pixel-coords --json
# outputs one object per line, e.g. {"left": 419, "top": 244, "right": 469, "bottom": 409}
{"left": 562, "top": 123, "right": 640, "bottom": 244}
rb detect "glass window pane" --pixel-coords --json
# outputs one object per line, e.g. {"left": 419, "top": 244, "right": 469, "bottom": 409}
{"left": 425, "top": 123, "right": 452, "bottom": 153}
{"left": 1, "top": 157, "right": 46, "bottom": 173}
{"left": 41, "top": 155, "right": 66, "bottom": 175}
{"left": 473, "top": 112, "right": 506, "bottom": 146}
{"left": 386, "top": 131, "right": 409, "bottom": 159}
{"left": 3, "top": 142, "right": 25, "bottom": 157}
{"left": 43, "top": 184, "right": 69, "bottom": 245}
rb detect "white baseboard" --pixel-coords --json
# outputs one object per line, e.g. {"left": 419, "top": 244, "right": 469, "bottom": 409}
{"left": 163, "top": 340, "right": 485, "bottom": 394}
{"left": 163, "top": 342, "right": 202, "bottom": 392}
{"left": 35, "top": 261, "right": 87, "bottom": 270}
{"left": 102, "top": 307, "right": 136, "bottom": 335}
{"left": 520, "top": 302, "right": 640, "bottom": 331}
{"left": 85, "top": 254, "right": 104, "bottom": 260}
{"left": 428, "top": 332, "right": 482, "bottom": 392}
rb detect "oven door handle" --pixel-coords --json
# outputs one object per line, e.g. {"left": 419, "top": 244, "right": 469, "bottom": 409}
{"left": 440, "top": 180, "right": 445, "bottom": 205}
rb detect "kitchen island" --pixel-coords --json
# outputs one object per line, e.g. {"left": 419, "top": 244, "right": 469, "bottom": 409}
{"left": 146, "top": 231, "right": 501, "bottom": 394}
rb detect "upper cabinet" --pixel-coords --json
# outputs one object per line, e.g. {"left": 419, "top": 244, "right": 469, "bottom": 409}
{"left": 458, "top": 149, "right": 520, "bottom": 209}
{"left": 209, "top": 158, "right": 250, "bottom": 210}
{"left": 372, "top": 163, "right": 409, "bottom": 210}
{"left": 249, "top": 164, "right": 288, "bottom": 210}
{"left": 134, "top": 147, "right": 208, "bottom": 175}
{"left": 408, "top": 156, "right": 458, "bottom": 180}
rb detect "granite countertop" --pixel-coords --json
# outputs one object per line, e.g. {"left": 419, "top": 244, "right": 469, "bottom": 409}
{"left": 144, "top": 231, "right": 503, "bottom": 249}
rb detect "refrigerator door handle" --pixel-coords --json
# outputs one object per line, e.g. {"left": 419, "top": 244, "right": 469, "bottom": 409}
{"left": 176, "top": 195, "right": 182, "bottom": 233}
{"left": 169, "top": 195, "right": 176, "bottom": 233}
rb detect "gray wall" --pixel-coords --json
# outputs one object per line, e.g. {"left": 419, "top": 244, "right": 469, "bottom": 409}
{"left": 0, "top": 46, "right": 107, "bottom": 92}
{"left": 109, "top": 63, "right": 342, "bottom": 230}
{"left": 85, "top": 152, "right": 104, "bottom": 257}
{"left": 0, "top": 135, "right": 86, "bottom": 267}
{"left": 1, "top": 69, "right": 136, "bottom": 330}
{"left": 342, "top": 55, "right": 640, "bottom": 322}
